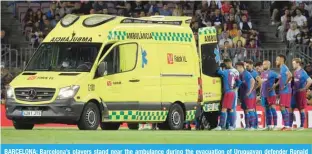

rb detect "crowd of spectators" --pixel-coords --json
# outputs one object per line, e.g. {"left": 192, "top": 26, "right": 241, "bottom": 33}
{"left": 19, "top": 0, "right": 258, "bottom": 63}
{"left": 272, "top": 1, "right": 312, "bottom": 48}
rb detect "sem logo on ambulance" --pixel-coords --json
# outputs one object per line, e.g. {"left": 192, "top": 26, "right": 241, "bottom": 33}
{"left": 27, "top": 76, "right": 54, "bottom": 80}
{"left": 204, "top": 35, "right": 217, "bottom": 42}
{"left": 167, "top": 53, "right": 187, "bottom": 64}
{"left": 126, "top": 32, "right": 153, "bottom": 40}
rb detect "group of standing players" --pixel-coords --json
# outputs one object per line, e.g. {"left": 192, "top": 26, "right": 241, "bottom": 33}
{"left": 214, "top": 55, "right": 312, "bottom": 131}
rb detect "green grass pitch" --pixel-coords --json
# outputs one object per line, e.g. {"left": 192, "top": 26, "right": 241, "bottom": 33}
{"left": 1, "top": 128, "right": 312, "bottom": 144}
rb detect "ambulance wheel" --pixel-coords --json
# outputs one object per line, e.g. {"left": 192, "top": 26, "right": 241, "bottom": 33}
{"left": 100, "top": 122, "right": 120, "bottom": 130}
{"left": 167, "top": 103, "right": 185, "bottom": 130}
{"left": 78, "top": 102, "right": 100, "bottom": 130}
{"left": 13, "top": 121, "right": 34, "bottom": 130}
{"left": 127, "top": 123, "right": 139, "bottom": 130}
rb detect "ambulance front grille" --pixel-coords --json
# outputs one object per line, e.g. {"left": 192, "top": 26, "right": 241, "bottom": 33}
{"left": 14, "top": 88, "right": 56, "bottom": 102}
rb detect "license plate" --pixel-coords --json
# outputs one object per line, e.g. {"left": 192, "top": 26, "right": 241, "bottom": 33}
{"left": 203, "top": 103, "right": 220, "bottom": 112}
{"left": 22, "top": 111, "right": 42, "bottom": 116}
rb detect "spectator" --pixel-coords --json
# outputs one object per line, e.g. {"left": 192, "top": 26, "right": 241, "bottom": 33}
{"left": 172, "top": 4, "right": 183, "bottom": 16}
{"left": 46, "top": 3, "right": 57, "bottom": 20}
{"left": 208, "top": 0, "right": 221, "bottom": 10}
{"left": 292, "top": 9, "right": 307, "bottom": 28}
{"left": 23, "top": 8, "right": 35, "bottom": 31}
{"left": 1, "top": 67, "right": 13, "bottom": 104}
{"left": 51, "top": 14, "right": 60, "bottom": 28}
{"left": 299, "top": 2, "right": 310, "bottom": 18}
{"left": 133, "top": 1, "right": 144, "bottom": 13}
{"left": 221, "top": 1, "right": 232, "bottom": 15}
{"left": 240, "top": 14, "right": 252, "bottom": 34}
{"left": 277, "top": 9, "right": 291, "bottom": 42}
{"left": 159, "top": 4, "right": 172, "bottom": 16}
{"left": 123, "top": 3, "right": 133, "bottom": 17}
{"left": 42, "top": 17, "right": 53, "bottom": 37}
{"left": 287, "top": 22, "right": 300, "bottom": 46}
{"left": 35, "top": 9, "right": 44, "bottom": 22}
{"left": 221, "top": 41, "right": 235, "bottom": 60}
{"left": 224, "top": 14, "right": 236, "bottom": 31}
{"left": 229, "top": 23, "right": 240, "bottom": 38}
{"left": 30, "top": 21, "right": 42, "bottom": 48}
{"left": 80, "top": 1, "right": 93, "bottom": 15}
{"left": 1, "top": 28, "right": 8, "bottom": 44}
{"left": 233, "top": 31, "right": 246, "bottom": 47}
{"left": 147, "top": 1, "right": 159, "bottom": 15}
{"left": 233, "top": 40, "right": 247, "bottom": 64}
{"left": 71, "top": 2, "right": 83, "bottom": 15}
{"left": 270, "top": 1, "right": 291, "bottom": 25}
{"left": 93, "top": 1, "right": 107, "bottom": 14}
{"left": 219, "top": 31, "right": 233, "bottom": 49}
{"left": 211, "top": 9, "right": 223, "bottom": 26}
{"left": 304, "top": 1, "right": 312, "bottom": 17}
{"left": 246, "top": 39, "right": 259, "bottom": 62}
{"left": 56, "top": 1, "right": 72, "bottom": 17}
{"left": 301, "top": 28, "right": 310, "bottom": 45}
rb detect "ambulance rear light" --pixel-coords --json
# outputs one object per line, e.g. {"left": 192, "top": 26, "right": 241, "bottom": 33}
{"left": 61, "top": 14, "right": 79, "bottom": 27}
{"left": 198, "top": 77, "right": 203, "bottom": 103}
{"left": 83, "top": 15, "right": 116, "bottom": 27}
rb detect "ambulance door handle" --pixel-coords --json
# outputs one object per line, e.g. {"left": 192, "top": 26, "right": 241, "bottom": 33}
{"left": 129, "top": 79, "right": 140, "bottom": 82}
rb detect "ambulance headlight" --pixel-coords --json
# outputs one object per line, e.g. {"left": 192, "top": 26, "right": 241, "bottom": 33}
{"left": 83, "top": 15, "right": 115, "bottom": 27}
{"left": 57, "top": 85, "right": 80, "bottom": 99}
{"left": 6, "top": 86, "right": 14, "bottom": 99}
{"left": 61, "top": 14, "right": 79, "bottom": 27}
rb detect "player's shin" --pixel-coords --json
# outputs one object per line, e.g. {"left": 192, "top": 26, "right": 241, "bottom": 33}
{"left": 281, "top": 108, "right": 290, "bottom": 128}
{"left": 228, "top": 111, "right": 235, "bottom": 128}
{"left": 270, "top": 107, "right": 278, "bottom": 126}
{"left": 219, "top": 111, "right": 228, "bottom": 128}
{"left": 245, "top": 112, "right": 251, "bottom": 128}
{"left": 254, "top": 110, "right": 259, "bottom": 128}
{"left": 248, "top": 110, "right": 256, "bottom": 128}
{"left": 289, "top": 110, "right": 294, "bottom": 128}
{"left": 300, "top": 111, "right": 305, "bottom": 128}
{"left": 265, "top": 107, "right": 272, "bottom": 127}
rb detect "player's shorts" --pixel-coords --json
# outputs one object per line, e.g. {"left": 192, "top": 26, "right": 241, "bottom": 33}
{"left": 222, "top": 92, "right": 236, "bottom": 109}
{"left": 295, "top": 91, "right": 307, "bottom": 110}
{"left": 291, "top": 94, "right": 297, "bottom": 109}
{"left": 261, "top": 96, "right": 276, "bottom": 107}
{"left": 244, "top": 98, "right": 256, "bottom": 109}
{"left": 252, "top": 97, "right": 257, "bottom": 109}
{"left": 279, "top": 93, "right": 291, "bottom": 108}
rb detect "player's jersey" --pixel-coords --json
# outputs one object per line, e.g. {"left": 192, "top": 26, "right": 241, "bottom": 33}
{"left": 229, "top": 68, "right": 239, "bottom": 108}
{"left": 261, "top": 70, "right": 278, "bottom": 97}
{"left": 294, "top": 68, "right": 311, "bottom": 91}
{"left": 239, "top": 70, "right": 256, "bottom": 99}
{"left": 248, "top": 69, "right": 259, "bottom": 98}
{"left": 217, "top": 68, "right": 242, "bottom": 93}
{"left": 279, "top": 64, "right": 292, "bottom": 94}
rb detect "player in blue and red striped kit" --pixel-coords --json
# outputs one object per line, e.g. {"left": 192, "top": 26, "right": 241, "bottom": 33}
{"left": 291, "top": 58, "right": 312, "bottom": 130}
{"left": 245, "top": 60, "right": 262, "bottom": 129}
{"left": 261, "top": 60, "right": 279, "bottom": 130}
{"left": 275, "top": 55, "right": 293, "bottom": 131}
{"left": 236, "top": 62, "right": 256, "bottom": 130}
{"left": 214, "top": 59, "right": 242, "bottom": 131}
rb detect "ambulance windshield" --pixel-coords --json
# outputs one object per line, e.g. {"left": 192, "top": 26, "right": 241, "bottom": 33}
{"left": 25, "top": 43, "right": 101, "bottom": 72}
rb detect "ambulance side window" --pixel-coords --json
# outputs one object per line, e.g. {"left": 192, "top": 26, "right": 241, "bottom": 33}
{"left": 201, "top": 44, "right": 219, "bottom": 77}
{"left": 103, "top": 43, "right": 138, "bottom": 75}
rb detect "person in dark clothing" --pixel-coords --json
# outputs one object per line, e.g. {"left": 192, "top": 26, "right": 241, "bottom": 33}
{"left": 80, "top": 1, "right": 93, "bottom": 15}
{"left": 71, "top": 2, "right": 83, "bottom": 15}
{"left": 123, "top": 3, "right": 133, "bottom": 17}
{"left": 299, "top": 2, "right": 310, "bottom": 18}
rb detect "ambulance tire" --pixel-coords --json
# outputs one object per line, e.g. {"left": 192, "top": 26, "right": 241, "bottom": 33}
{"left": 100, "top": 122, "right": 120, "bottom": 130}
{"left": 13, "top": 121, "right": 34, "bottom": 130}
{"left": 207, "top": 112, "right": 218, "bottom": 130}
{"left": 127, "top": 123, "right": 139, "bottom": 130}
{"left": 78, "top": 102, "right": 100, "bottom": 130}
{"left": 167, "top": 103, "right": 185, "bottom": 130}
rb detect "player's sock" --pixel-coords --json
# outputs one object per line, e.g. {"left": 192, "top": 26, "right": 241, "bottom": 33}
{"left": 265, "top": 107, "right": 271, "bottom": 126}
{"left": 289, "top": 112, "right": 294, "bottom": 128}
{"left": 245, "top": 112, "right": 250, "bottom": 128}
{"left": 244, "top": 111, "right": 248, "bottom": 128}
{"left": 219, "top": 111, "right": 227, "bottom": 128}
{"left": 281, "top": 109, "right": 289, "bottom": 127}
{"left": 248, "top": 111, "right": 255, "bottom": 128}
{"left": 228, "top": 112, "right": 235, "bottom": 127}
{"left": 271, "top": 108, "right": 277, "bottom": 126}
{"left": 254, "top": 110, "right": 258, "bottom": 128}
{"left": 300, "top": 112, "right": 305, "bottom": 128}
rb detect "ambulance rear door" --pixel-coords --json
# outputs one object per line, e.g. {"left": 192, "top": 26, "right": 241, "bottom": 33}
{"left": 198, "top": 27, "right": 222, "bottom": 112}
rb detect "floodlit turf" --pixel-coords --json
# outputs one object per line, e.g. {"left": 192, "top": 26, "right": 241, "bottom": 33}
{"left": 2, "top": 128, "right": 312, "bottom": 144}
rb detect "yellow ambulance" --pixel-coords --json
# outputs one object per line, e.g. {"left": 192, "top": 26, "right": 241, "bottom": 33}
{"left": 5, "top": 14, "right": 222, "bottom": 130}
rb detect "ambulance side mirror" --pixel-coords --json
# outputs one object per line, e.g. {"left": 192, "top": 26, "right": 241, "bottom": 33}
{"left": 97, "top": 62, "right": 107, "bottom": 77}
